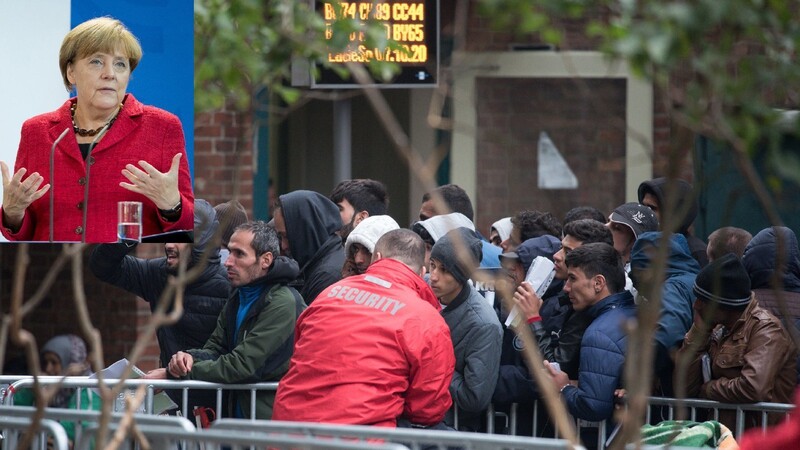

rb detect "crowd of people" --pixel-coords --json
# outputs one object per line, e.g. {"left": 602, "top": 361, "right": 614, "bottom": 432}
{"left": 13, "top": 176, "right": 800, "bottom": 449}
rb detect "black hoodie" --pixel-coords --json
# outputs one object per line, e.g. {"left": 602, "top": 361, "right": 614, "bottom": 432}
{"left": 279, "top": 190, "right": 345, "bottom": 303}
{"left": 638, "top": 177, "right": 709, "bottom": 268}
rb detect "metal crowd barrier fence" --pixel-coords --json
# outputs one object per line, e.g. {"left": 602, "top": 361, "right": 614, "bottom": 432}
{"left": 210, "top": 419, "right": 583, "bottom": 450}
{"left": 2, "top": 376, "right": 794, "bottom": 447}
{"left": 0, "top": 416, "right": 69, "bottom": 450}
{"left": 77, "top": 423, "right": 412, "bottom": 450}
{"left": 2, "top": 376, "right": 279, "bottom": 420}
{"left": 644, "top": 396, "right": 795, "bottom": 438}
{"left": 0, "top": 404, "right": 194, "bottom": 447}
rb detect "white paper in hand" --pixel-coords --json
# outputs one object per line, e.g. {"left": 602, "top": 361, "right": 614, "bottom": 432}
{"left": 505, "top": 256, "right": 556, "bottom": 327}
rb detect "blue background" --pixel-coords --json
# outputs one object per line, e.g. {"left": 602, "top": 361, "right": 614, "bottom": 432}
{"left": 71, "top": 0, "right": 195, "bottom": 177}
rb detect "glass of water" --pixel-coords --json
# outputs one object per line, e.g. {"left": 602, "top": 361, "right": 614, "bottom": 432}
{"left": 118, "top": 201, "right": 142, "bottom": 243}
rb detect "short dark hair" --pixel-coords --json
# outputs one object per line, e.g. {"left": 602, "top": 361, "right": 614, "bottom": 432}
{"left": 422, "top": 184, "right": 474, "bottom": 221}
{"left": 374, "top": 229, "right": 426, "bottom": 273}
{"left": 563, "top": 206, "right": 607, "bottom": 225}
{"left": 512, "top": 210, "right": 562, "bottom": 241}
{"left": 707, "top": 227, "right": 752, "bottom": 261}
{"left": 330, "top": 179, "right": 389, "bottom": 216}
{"left": 233, "top": 221, "right": 280, "bottom": 257}
{"left": 563, "top": 219, "right": 613, "bottom": 246}
{"left": 565, "top": 242, "right": 625, "bottom": 293}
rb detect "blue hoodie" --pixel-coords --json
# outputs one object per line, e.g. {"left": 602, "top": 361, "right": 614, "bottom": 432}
{"left": 631, "top": 232, "right": 700, "bottom": 352}
{"left": 630, "top": 231, "right": 700, "bottom": 395}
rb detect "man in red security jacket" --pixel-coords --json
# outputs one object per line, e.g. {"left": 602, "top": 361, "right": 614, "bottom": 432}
{"left": 273, "top": 229, "right": 454, "bottom": 428}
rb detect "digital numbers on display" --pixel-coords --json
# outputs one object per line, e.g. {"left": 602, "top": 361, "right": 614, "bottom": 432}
{"left": 322, "top": 1, "right": 429, "bottom": 64}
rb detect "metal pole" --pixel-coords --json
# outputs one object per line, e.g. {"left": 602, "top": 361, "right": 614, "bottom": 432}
{"left": 333, "top": 97, "right": 352, "bottom": 183}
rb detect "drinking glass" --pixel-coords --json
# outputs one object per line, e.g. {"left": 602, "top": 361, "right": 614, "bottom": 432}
{"left": 118, "top": 201, "right": 142, "bottom": 243}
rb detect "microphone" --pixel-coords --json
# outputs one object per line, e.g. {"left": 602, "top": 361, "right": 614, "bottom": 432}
{"left": 81, "top": 123, "right": 111, "bottom": 243}
{"left": 49, "top": 127, "right": 71, "bottom": 243}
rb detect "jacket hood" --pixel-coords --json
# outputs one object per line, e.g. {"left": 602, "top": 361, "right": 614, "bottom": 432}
{"left": 345, "top": 215, "right": 400, "bottom": 255}
{"left": 491, "top": 217, "right": 513, "bottom": 242}
{"left": 516, "top": 234, "right": 562, "bottom": 273}
{"left": 245, "top": 256, "right": 301, "bottom": 287}
{"left": 630, "top": 231, "right": 701, "bottom": 278}
{"left": 192, "top": 199, "right": 221, "bottom": 266}
{"left": 279, "top": 190, "right": 341, "bottom": 267}
{"left": 637, "top": 177, "right": 697, "bottom": 234}
{"left": 742, "top": 226, "right": 800, "bottom": 292}
{"left": 412, "top": 212, "right": 475, "bottom": 244}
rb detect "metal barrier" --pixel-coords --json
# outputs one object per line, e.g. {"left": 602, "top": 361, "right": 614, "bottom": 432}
{"left": 0, "top": 404, "right": 194, "bottom": 443}
{"left": 644, "top": 396, "right": 795, "bottom": 438}
{"left": 3, "top": 376, "right": 793, "bottom": 448}
{"left": 0, "top": 416, "right": 69, "bottom": 450}
{"left": 211, "top": 419, "right": 584, "bottom": 450}
{"left": 77, "top": 422, "right": 412, "bottom": 450}
{"left": 2, "top": 377, "right": 278, "bottom": 419}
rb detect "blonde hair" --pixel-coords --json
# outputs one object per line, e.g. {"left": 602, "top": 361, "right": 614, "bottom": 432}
{"left": 59, "top": 17, "right": 143, "bottom": 91}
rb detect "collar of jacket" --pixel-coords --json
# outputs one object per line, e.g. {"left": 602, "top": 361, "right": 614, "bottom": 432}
{"left": 586, "top": 290, "right": 634, "bottom": 319}
{"left": 441, "top": 282, "right": 471, "bottom": 314}
{"left": 725, "top": 297, "right": 759, "bottom": 341}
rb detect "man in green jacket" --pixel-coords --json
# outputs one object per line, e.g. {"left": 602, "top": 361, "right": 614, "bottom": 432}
{"left": 145, "top": 221, "right": 305, "bottom": 419}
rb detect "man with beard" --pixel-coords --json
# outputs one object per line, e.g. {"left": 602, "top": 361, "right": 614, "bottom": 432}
{"left": 146, "top": 221, "right": 306, "bottom": 420}
{"left": 330, "top": 179, "right": 389, "bottom": 241}
{"left": 342, "top": 215, "right": 399, "bottom": 277}
{"left": 89, "top": 199, "right": 230, "bottom": 411}
{"left": 273, "top": 190, "right": 345, "bottom": 303}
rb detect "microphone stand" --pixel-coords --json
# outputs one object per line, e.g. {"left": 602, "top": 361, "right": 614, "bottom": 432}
{"left": 81, "top": 124, "right": 111, "bottom": 243}
{"left": 49, "top": 127, "right": 71, "bottom": 243}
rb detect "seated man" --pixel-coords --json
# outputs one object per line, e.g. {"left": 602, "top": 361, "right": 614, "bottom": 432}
{"left": 675, "top": 253, "right": 797, "bottom": 431}
{"left": 145, "top": 221, "right": 306, "bottom": 420}
{"left": 430, "top": 227, "right": 503, "bottom": 431}
{"left": 273, "top": 229, "right": 453, "bottom": 428}
{"left": 546, "top": 243, "right": 636, "bottom": 425}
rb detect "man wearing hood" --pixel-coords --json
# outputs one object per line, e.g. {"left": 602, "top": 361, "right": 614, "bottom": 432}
{"left": 742, "top": 226, "right": 800, "bottom": 376}
{"left": 418, "top": 184, "right": 502, "bottom": 268}
{"left": 90, "top": 199, "right": 229, "bottom": 368}
{"left": 430, "top": 227, "right": 503, "bottom": 431}
{"left": 342, "top": 214, "right": 400, "bottom": 277}
{"left": 630, "top": 231, "right": 700, "bottom": 396}
{"left": 146, "top": 221, "right": 306, "bottom": 420}
{"left": 411, "top": 212, "right": 476, "bottom": 269}
{"left": 492, "top": 234, "right": 562, "bottom": 435}
{"left": 638, "top": 177, "right": 709, "bottom": 268}
{"left": 272, "top": 190, "right": 345, "bottom": 303}
{"left": 90, "top": 199, "right": 230, "bottom": 412}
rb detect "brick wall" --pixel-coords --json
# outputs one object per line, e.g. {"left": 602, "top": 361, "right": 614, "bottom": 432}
{"left": 462, "top": 3, "right": 679, "bottom": 235}
{"left": 194, "top": 107, "right": 255, "bottom": 215}
{"left": 474, "top": 77, "right": 628, "bottom": 234}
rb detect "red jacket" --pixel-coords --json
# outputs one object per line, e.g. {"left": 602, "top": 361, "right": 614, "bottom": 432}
{"left": 1, "top": 94, "right": 194, "bottom": 242}
{"left": 272, "top": 258, "right": 454, "bottom": 427}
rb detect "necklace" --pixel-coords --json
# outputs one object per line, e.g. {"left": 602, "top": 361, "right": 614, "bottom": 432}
{"left": 71, "top": 102, "right": 123, "bottom": 137}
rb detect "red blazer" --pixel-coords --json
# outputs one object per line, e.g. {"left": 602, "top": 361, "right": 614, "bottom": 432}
{"left": 1, "top": 94, "right": 194, "bottom": 242}
{"left": 273, "top": 259, "right": 454, "bottom": 427}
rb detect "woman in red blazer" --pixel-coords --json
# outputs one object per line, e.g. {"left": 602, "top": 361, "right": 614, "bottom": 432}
{"left": 0, "top": 17, "right": 193, "bottom": 242}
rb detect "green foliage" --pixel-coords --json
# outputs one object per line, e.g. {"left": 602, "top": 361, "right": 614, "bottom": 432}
{"left": 195, "top": 0, "right": 401, "bottom": 113}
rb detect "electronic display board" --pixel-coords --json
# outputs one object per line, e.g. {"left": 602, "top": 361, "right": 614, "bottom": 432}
{"left": 312, "top": 0, "right": 439, "bottom": 88}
